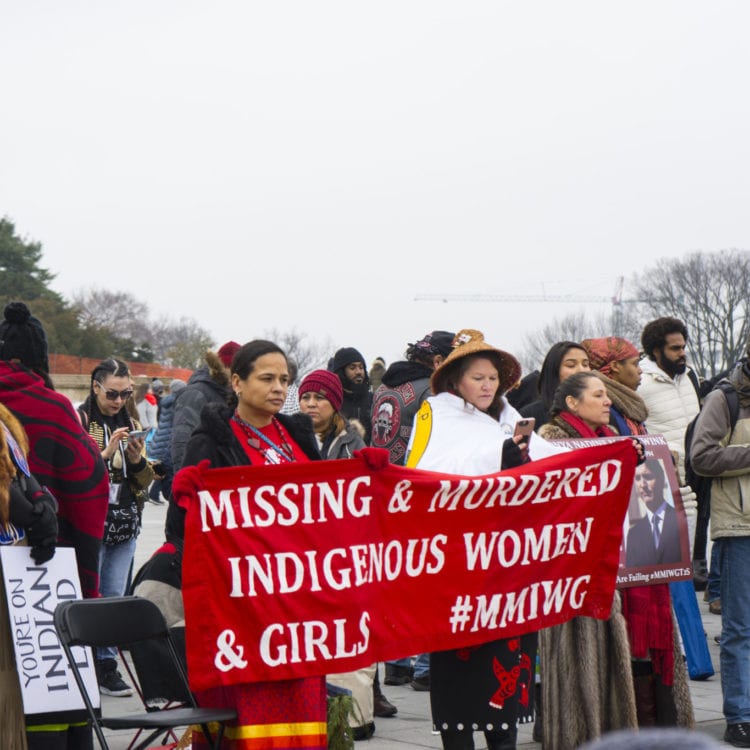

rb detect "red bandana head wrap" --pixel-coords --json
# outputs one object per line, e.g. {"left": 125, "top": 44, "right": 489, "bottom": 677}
{"left": 581, "top": 337, "right": 639, "bottom": 377}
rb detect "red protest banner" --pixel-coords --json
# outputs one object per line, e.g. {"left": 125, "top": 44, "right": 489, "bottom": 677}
{"left": 181, "top": 441, "right": 636, "bottom": 693}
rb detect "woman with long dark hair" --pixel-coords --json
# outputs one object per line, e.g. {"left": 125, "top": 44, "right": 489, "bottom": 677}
{"left": 521, "top": 340, "right": 591, "bottom": 428}
{"left": 78, "top": 357, "right": 153, "bottom": 698}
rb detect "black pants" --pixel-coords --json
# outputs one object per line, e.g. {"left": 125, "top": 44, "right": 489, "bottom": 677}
{"left": 26, "top": 725, "right": 93, "bottom": 750}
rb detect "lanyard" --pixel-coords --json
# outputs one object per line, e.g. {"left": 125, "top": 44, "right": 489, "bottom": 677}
{"left": 232, "top": 413, "right": 295, "bottom": 463}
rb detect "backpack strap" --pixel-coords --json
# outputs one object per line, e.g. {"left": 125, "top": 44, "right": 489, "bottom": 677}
{"left": 687, "top": 368, "right": 701, "bottom": 399}
{"left": 715, "top": 381, "right": 741, "bottom": 435}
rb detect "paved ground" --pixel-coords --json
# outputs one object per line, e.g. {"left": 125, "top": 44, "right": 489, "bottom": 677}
{"left": 99, "top": 499, "right": 730, "bottom": 748}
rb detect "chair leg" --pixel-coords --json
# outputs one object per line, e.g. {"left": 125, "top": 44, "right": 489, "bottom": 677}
{"left": 199, "top": 722, "right": 226, "bottom": 750}
{"left": 120, "top": 647, "right": 180, "bottom": 750}
{"left": 91, "top": 723, "right": 110, "bottom": 750}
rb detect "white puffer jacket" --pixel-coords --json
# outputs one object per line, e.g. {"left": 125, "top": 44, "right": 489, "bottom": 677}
{"left": 637, "top": 357, "right": 700, "bottom": 482}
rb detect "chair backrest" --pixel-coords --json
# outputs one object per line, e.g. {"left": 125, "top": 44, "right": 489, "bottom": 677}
{"left": 55, "top": 596, "right": 171, "bottom": 648}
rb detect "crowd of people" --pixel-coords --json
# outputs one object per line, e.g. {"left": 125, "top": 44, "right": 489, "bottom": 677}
{"left": 0, "top": 299, "right": 746, "bottom": 749}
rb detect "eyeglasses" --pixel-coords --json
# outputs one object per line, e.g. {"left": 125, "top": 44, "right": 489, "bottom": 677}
{"left": 95, "top": 382, "right": 133, "bottom": 401}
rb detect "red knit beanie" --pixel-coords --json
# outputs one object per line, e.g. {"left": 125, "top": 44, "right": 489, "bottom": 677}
{"left": 217, "top": 341, "right": 241, "bottom": 368}
{"left": 298, "top": 369, "right": 344, "bottom": 412}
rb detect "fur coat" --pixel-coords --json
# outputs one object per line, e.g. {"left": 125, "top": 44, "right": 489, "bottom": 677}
{"left": 540, "top": 416, "right": 638, "bottom": 749}
{"left": 538, "top": 415, "right": 693, "bottom": 748}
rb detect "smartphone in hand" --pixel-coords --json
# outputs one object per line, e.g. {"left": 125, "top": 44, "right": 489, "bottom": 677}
{"left": 513, "top": 418, "right": 535, "bottom": 441}
{"left": 127, "top": 429, "right": 149, "bottom": 442}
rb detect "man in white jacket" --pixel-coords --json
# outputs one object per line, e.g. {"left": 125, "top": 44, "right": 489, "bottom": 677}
{"left": 638, "top": 317, "right": 700, "bottom": 479}
{"left": 637, "top": 316, "right": 702, "bottom": 573}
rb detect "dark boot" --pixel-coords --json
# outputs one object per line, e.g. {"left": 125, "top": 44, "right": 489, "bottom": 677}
{"left": 653, "top": 674, "right": 678, "bottom": 726}
{"left": 373, "top": 668, "right": 398, "bottom": 717}
{"left": 692, "top": 558, "right": 708, "bottom": 591}
{"left": 384, "top": 662, "right": 413, "bottom": 685}
{"left": 440, "top": 730, "right": 475, "bottom": 750}
{"left": 352, "top": 721, "right": 375, "bottom": 741}
{"left": 485, "top": 727, "right": 517, "bottom": 750}
{"left": 532, "top": 682, "right": 542, "bottom": 742}
{"left": 632, "top": 663, "right": 657, "bottom": 727}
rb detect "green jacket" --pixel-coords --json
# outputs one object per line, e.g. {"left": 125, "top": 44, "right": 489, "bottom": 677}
{"left": 690, "top": 365, "right": 750, "bottom": 538}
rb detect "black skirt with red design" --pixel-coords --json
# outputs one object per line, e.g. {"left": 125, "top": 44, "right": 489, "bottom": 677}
{"left": 430, "top": 633, "right": 537, "bottom": 733}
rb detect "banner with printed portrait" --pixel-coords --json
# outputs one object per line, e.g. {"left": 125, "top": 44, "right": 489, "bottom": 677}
{"left": 544, "top": 434, "right": 692, "bottom": 588}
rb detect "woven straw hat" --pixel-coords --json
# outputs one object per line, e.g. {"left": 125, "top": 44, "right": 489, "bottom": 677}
{"left": 430, "top": 329, "right": 522, "bottom": 396}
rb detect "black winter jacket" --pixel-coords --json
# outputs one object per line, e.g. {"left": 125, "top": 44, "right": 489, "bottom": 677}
{"left": 170, "top": 365, "right": 232, "bottom": 473}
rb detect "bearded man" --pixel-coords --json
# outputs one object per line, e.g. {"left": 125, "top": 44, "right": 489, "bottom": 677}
{"left": 331, "top": 347, "right": 373, "bottom": 443}
{"left": 638, "top": 316, "right": 701, "bottom": 484}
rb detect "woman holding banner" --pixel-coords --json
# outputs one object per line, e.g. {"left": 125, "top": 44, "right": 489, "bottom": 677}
{"left": 582, "top": 337, "right": 694, "bottom": 729}
{"left": 538, "top": 370, "right": 643, "bottom": 748}
{"left": 406, "top": 329, "right": 534, "bottom": 750}
{"left": 175, "top": 340, "right": 328, "bottom": 750}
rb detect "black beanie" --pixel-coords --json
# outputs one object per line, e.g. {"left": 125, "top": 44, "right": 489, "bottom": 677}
{"left": 0, "top": 302, "right": 50, "bottom": 373}
{"left": 331, "top": 347, "right": 366, "bottom": 373}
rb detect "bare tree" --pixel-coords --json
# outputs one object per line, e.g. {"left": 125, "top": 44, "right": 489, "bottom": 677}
{"left": 72, "top": 288, "right": 151, "bottom": 345}
{"left": 151, "top": 316, "right": 215, "bottom": 368}
{"left": 629, "top": 249, "right": 750, "bottom": 377}
{"left": 72, "top": 287, "right": 215, "bottom": 367}
{"left": 262, "top": 327, "right": 334, "bottom": 376}
{"left": 519, "top": 309, "right": 614, "bottom": 373}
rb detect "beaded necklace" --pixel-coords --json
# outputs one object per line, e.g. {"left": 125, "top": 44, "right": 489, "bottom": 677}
{"left": 231, "top": 411, "right": 295, "bottom": 464}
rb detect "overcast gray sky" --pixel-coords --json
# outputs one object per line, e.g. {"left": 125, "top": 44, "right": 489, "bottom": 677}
{"left": 2, "top": 2, "right": 749, "bottom": 368}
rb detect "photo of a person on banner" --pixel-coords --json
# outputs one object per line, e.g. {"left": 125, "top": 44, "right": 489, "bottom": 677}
{"left": 173, "top": 340, "right": 328, "bottom": 750}
{"left": 405, "top": 328, "right": 536, "bottom": 750}
{"left": 626, "top": 458, "right": 682, "bottom": 567}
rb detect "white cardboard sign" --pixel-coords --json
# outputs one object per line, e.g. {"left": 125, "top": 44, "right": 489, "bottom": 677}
{"left": 0, "top": 546, "right": 101, "bottom": 714}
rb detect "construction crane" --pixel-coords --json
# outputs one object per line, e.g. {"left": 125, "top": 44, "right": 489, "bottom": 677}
{"left": 414, "top": 277, "right": 630, "bottom": 336}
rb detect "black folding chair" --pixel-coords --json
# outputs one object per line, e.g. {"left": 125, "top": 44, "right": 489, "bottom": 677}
{"left": 121, "top": 626, "right": 191, "bottom": 749}
{"left": 54, "top": 596, "right": 236, "bottom": 750}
